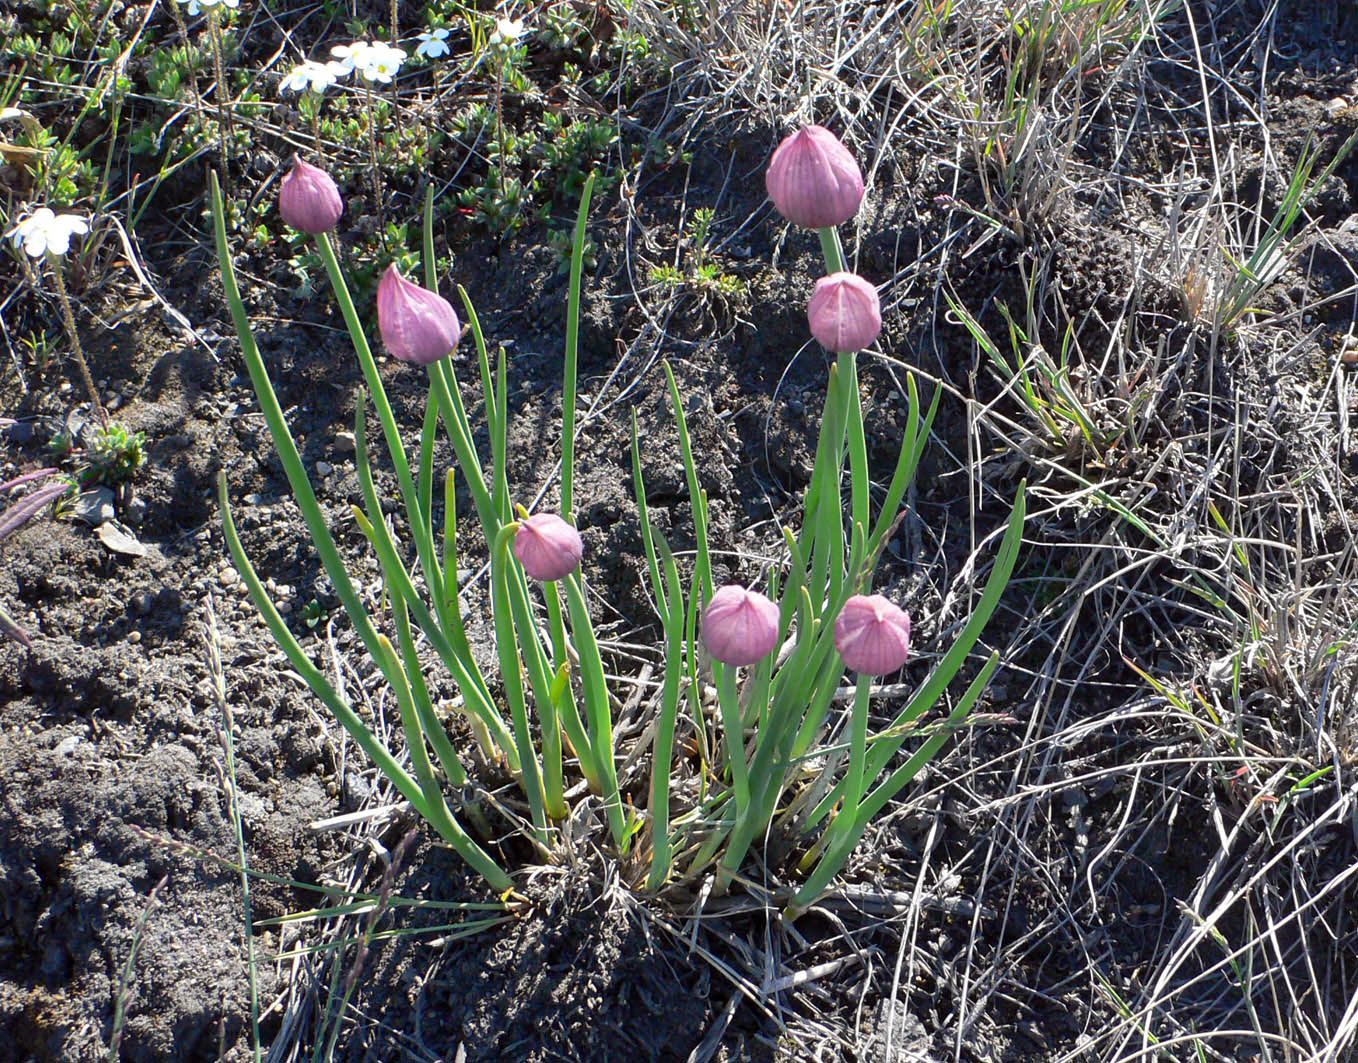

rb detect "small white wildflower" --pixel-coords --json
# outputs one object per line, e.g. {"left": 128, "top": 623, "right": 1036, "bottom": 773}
{"left": 491, "top": 17, "right": 525, "bottom": 45}
{"left": 331, "top": 41, "right": 406, "bottom": 82}
{"left": 355, "top": 43, "right": 406, "bottom": 83}
{"left": 279, "top": 59, "right": 347, "bottom": 94}
{"left": 177, "top": 0, "right": 238, "bottom": 14}
{"left": 7, "top": 208, "right": 89, "bottom": 259}
{"left": 329, "top": 41, "right": 374, "bottom": 74}
{"left": 414, "top": 28, "right": 451, "bottom": 60}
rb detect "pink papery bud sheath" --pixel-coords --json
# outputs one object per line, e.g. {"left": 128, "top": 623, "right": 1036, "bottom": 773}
{"left": 835, "top": 594, "right": 911, "bottom": 675}
{"left": 765, "top": 125, "right": 864, "bottom": 229}
{"left": 702, "top": 585, "right": 780, "bottom": 668}
{"left": 513, "top": 513, "right": 583, "bottom": 582}
{"left": 278, "top": 158, "right": 344, "bottom": 235}
{"left": 377, "top": 265, "right": 461, "bottom": 366}
{"left": 808, "top": 272, "right": 881, "bottom": 353}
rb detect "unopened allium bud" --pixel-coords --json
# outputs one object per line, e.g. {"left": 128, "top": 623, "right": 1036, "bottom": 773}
{"left": 834, "top": 594, "right": 911, "bottom": 675}
{"left": 278, "top": 158, "right": 344, "bottom": 235}
{"left": 376, "top": 265, "right": 461, "bottom": 365}
{"left": 808, "top": 272, "right": 881, "bottom": 353}
{"left": 513, "top": 513, "right": 583, "bottom": 582}
{"left": 765, "top": 125, "right": 864, "bottom": 229}
{"left": 702, "top": 585, "right": 780, "bottom": 667}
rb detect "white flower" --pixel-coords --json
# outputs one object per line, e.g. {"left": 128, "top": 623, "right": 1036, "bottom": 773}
{"left": 7, "top": 208, "right": 89, "bottom": 258}
{"left": 177, "top": 0, "right": 238, "bottom": 14}
{"left": 330, "top": 41, "right": 406, "bottom": 83}
{"left": 414, "top": 28, "right": 451, "bottom": 60}
{"left": 357, "top": 43, "right": 406, "bottom": 83}
{"left": 279, "top": 59, "right": 347, "bottom": 94}
{"left": 491, "top": 17, "right": 525, "bottom": 45}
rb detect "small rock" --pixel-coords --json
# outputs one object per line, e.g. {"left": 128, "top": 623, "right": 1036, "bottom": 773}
{"left": 7, "top": 421, "right": 34, "bottom": 445}
{"left": 54, "top": 735, "right": 82, "bottom": 756}
{"left": 97, "top": 521, "right": 147, "bottom": 557}
{"left": 74, "top": 487, "right": 116, "bottom": 526}
{"left": 1326, "top": 97, "right": 1350, "bottom": 117}
{"left": 132, "top": 592, "right": 154, "bottom": 615}
{"left": 127, "top": 630, "right": 141, "bottom": 644}
{"left": 219, "top": 567, "right": 240, "bottom": 588}
{"left": 315, "top": 460, "right": 333, "bottom": 477}
{"left": 335, "top": 432, "right": 356, "bottom": 453}
{"left": 124, "top": 496, "right": 147, "bottom": 524}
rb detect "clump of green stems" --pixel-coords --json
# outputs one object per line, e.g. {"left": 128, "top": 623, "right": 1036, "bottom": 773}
{"left": 1192, "top": 132, "right": 1357, "bottom": 333}
{"left": 212, "top": 162, "right": 1024, "bottom": 908}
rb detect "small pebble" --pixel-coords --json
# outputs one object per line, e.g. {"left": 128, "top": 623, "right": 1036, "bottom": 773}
{"left": 127, "top": 630, "right": 142, "bottom": 644}
{"left": 132, "top": 592, "right": 154, "bottom": 615}
{"left": 335, "top": 432, "right": 356, "bottom": 453}
{"left": 124, "top": 496, "right": 147, "bottom": 524}
{"left": 315, "top": 461, "right": 333, "bottom": 477}
{"left": 219, "top": 567, "right": 240, "bottom": 587}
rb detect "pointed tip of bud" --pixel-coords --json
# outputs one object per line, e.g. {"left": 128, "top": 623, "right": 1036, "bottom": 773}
{"left": 377, "top": 265, "right": 461, "bottom": 365}
{"left": 834, "top": 594, "right": 911, "bottom": 675}
{"left": 513, "top": 513, "right": 583, "bottom": 582}
{"left": 702, "top": 585, "right": 780, "bottom": 667}
{"left": 808, "top": 272, "right": 881, "bottom": 353}
{"left": 278, "top": 158, "right": 344, "bottom": 235}
{"left": 765, "top": 125, "right": 864, "bottom": 230}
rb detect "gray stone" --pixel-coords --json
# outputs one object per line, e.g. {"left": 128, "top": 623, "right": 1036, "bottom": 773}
{"left": 73, "top": 487, "right": 115, "bottom": 526}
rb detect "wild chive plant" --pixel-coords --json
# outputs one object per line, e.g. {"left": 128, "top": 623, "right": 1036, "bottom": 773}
{"left": 213, "top": 123, "right": 1024, "bottom": 910}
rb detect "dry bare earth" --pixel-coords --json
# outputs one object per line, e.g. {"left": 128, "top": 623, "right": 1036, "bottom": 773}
{"left": 1, "top": 1, "right": 1357, "bottom": 1061}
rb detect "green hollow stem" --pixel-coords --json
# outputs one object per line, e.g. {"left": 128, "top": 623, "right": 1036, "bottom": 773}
{"left": 844, "top": 674, "right": 872, "bottom": 822}
{"left": 315, "top": 233, "right": 446, "bottom": 622}
{"left": 819, "top": 227, "right": 845, "bottom": 275}
{"left": 646, "top": 536, "right": 685, "bottom": 890}
{"left": 390, "top": 590, "right": 467, "bottom": 788}
{"left": 418, "top": 386, "right": 437, "bottom": 543}
{"left": 664, "top": 361, "right": 714, "bottom": 604}
{"left": 211, "top": 174, "right": 408, "bottom": 736}
{"left": 211, "top": 177, "right": 513, "bottom": 894}
{"left": 544, "top": 585, "right": 601, "bottom": 791}
{"left": 495, "top": 528, "right": 568, "bottom": 821}
{"left": 375, "top": 632, "right": 515, "bottom": 891}
{"left": 490, "top": 526, "right": 550, "bottom": 844}
{"left": 561, "top": 173, "right": 595, "bottom": 520}
{"left": 352, "top": 403, "right": 516, "bottom": 763}
{"left": 631, "top": 413, "right": 670, "bottom": 626}
{"left": 562, "top": 573, "right": 626, "bottom": 846}
{"left": 716, "top": 664, "right": 750, "bottom": 820}
{"left": 840, "top": 352, "right": 870, "bottom": 537}
{"left": 217, "top": 477, "right": 417, "bottom": 811}
{"left": 429, "top": 357, "right": 495, "bottom": 535}
{"left": 791, "top": 656, "right": 997, "bottom": 911}
{"left": 220, "top": 476, "right": 510, "bottom": 893}
{"left": 804, "top": 487, "right": 1026, "bottom": 829}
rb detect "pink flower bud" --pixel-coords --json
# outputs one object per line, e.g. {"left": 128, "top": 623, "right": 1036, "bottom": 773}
{"left": 278, "top": 158, "right": 343, "bottom": 234}
{"left": 765, "top": 125, "right": 864, "bottom": 229}
{"left": 702, "top": 585, "right": 780, "bottom": 667}
{"left": 808, "top": 272, "right": 881, "bottom": 353}
{"left": 513, "top": 513, "right": 583, "bottom": 582}
{"left": 834, "top": 594, "right": 911, "bottom": 675}
{"left": 377, "top": 265, "right": 461, "bottom": 365}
